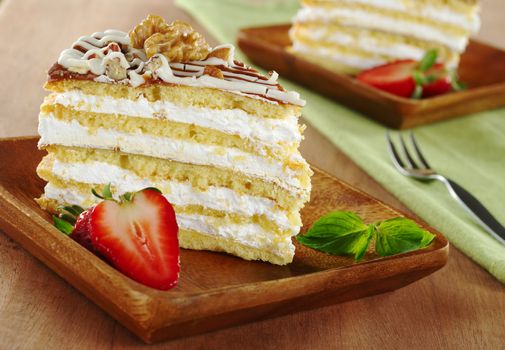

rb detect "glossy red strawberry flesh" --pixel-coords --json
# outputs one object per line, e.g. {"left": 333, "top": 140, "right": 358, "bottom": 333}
{"left": 357, "top": 60, "right": 418, "bottom": 98}
{"left": 357, "top": 60, "right": 453, "bottom": 98}
{"left": 422, "top": 63, "right": 452, "bottom": 97}
{"left": 89, "top": 189, "right": 179, "bottom": 290}
{"left": 71, "top": 207, "right": 100, "bottom": 255}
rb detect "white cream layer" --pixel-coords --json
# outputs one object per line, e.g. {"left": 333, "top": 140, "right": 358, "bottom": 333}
{"left": 51, "top": 90, "right": 301, "bottom": 145}
{"left": 294, "top": 26, "right": 426, "bottom": 60}
{"left": 292, "top": 26, "right": 432, "bottom": 64}
{"left": 49, "top": 158, "right": 297, "bottom": 231}
{"left": 294, "top": 7, "right": 469, "bottom": 52}
{"left": 292, "top": 42, "right": 386, "bottom": 69}
{"left": 176, "top": 214, "right": 295, "bottom": 257}
{"left": 38, "top": 114, "right": 309, "bottom": 195}
{"left": 43, "top": 182, "right": 294, "bottom": 257}
{"left": 291, "top": 38, "right": 459, "bottom": 70}
{"left": 335, "top": 0, "right": 480, "bottom": 33}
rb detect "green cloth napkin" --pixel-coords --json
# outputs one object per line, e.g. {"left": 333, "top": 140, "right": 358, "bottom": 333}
{"left": 176, "top": 0, "right": 505, "bottom": 283}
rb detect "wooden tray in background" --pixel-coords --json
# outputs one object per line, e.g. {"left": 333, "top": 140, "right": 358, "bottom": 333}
{"left": 238, "top": 24, "right": 505, "bottom": 129}
{"left": 0, "top": 137, "right": 449, "bottom": 343}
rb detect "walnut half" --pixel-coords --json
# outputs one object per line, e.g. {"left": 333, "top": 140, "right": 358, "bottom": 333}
{"left": 129, "top": 15, "right": 211, "bottom": 63}
{"left": 129, "top": 14, "right": 170, "bottom": 49}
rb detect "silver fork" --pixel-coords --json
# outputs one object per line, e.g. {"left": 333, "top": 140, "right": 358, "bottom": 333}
{"left": 386, "top": 132, "right": 505, "bottom": 245}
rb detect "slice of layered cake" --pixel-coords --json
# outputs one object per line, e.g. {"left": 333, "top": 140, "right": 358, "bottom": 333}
{"left": 36, "top": 15, "right": 312, "bottom": 265}
{"left": 290, "top": 0, "right": 481, "bottom": 74}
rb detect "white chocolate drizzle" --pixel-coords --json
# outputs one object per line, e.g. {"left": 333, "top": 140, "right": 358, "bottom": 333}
{"left": 56, "top": 31, "right": 305, "bottom": 106}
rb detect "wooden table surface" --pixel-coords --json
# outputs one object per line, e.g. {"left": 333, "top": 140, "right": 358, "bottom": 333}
{"left": 1, "top": 0, "right": 504, "bottom": 348}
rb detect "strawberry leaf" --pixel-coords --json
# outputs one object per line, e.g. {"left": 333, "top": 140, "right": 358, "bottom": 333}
{"left": 424, "top": 74, "right": 438, "bottom": 84}
{"left": 419, "top": 49, "right": 438, "bottom": 72}
{"left": 60, "top": 205, "right": 83, "bottom": 217}
{"left": 411, "top": 85, "right": 423, "bottom": 99}
{"left": 102, "top": 183, "right": 113, "bottom": 200}
{"left": 119, "top": 192, "right": 133, "bottom": 202}
{"left": 412, "top": 70, "right": 426, "bottom": 85}
{"left": 71, "top": 205, "right": 85, "bottom": 214}
{"left": 450, "top": 70, "right": 467, "bottom": 91}
{"left": 59, "top": 213, "right": 77, "bottom": 225}
{"left": 91, "top": 183, "right": 114, "bottom": 200}
{"left": 91, "top": 188, "right": 105, "bottom": 200}
{"left": 53, "top": 215, "right": 74, "bottom": 235}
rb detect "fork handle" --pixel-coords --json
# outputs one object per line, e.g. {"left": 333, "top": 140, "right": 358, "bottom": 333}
{"left": 439, "top": 176, "right": 505, "bottom": 244}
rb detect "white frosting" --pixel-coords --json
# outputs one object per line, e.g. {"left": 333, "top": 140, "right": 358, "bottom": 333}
{"left": 294, "top": 6, "right": 470, "bottom": 52}
{"left": 147, "top": 53, "right": 304, "bottom": 106}
{"left": 38, "top": 113, "right": 309, "bottom": 195}
{"left": 43, "top": 182, "right": 295, "bottom": 257}
{"left": 336, "top": 0, "right": 480, "bottom": 33}
{"left": 52, "top": 90, "right": 301, "bottom": 145}
{"left": 49, "top": 158, "right": 298, "bottom": 231}
{"left": 57, "top": 31, "right": 305, "bottom": 106}
{"left": 58, "top": 30, "right": 135, "bottom": 76}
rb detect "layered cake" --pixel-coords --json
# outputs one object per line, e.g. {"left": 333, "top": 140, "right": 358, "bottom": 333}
{"left": 289, "top": 0, "right": 481, "bottom": 74}
{"left": 37, "top": 15, "right": 312, "bottom": 265}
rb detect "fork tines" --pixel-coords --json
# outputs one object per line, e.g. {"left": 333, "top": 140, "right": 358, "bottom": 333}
{"left": 386, "top": 132, "right": 431, "bottom": 171}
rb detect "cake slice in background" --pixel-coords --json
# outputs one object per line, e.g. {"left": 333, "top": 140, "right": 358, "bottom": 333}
{"left": 289, "top": 0, "right": 481, "bottom": 74}
{"left": 36, "top": 15, "right": 312, "bottom": 265}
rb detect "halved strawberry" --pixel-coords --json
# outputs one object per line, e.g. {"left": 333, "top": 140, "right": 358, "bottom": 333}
{"left": 422, "top": 63, "right": 452, "bottom": 98}
{"left": 53, "top": 186, "right": 180, "bottom": 290}
{"left": 71, "top": 207, "right": 98, "bottom": 254}
{"left": 54, "top": 204, "right": 98, "bottom": 254}
{"left": 356, "top": 49, "right": 463, "bottom": 99}
{"left": 89, "top": 188, "right": 179, "bottom": 290}
{"left": 357, "top": 59, "right": 418, "bottom": 98}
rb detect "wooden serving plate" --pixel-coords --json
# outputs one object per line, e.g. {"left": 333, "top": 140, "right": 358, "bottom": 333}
{"left": 0, "top": 137, "right": 448, "bottom": 343}
{"left": 238, "top": 24, "right": 505, "bottom": 129}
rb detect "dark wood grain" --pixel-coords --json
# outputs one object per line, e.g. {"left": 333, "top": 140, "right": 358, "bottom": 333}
{"left": 237, "top": 24, "right": 505, "bottom": 129}
{"left": 0, "top": 137, "right": 447, "bottom": 343}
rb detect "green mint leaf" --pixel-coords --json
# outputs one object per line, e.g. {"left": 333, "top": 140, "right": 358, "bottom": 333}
{"left": 53, "top": 215, "right": 74, "bottom": 235}
{"left": 420, "top": 230, "right": 436, "bottom": 247}
{"left": 419, "top": 49, "right": 438, "bottom": 72}
{"left": 296, "top": 211, "right": 372, "bottom": 261}
{"left": 355, "top": 224, "right": 375, "bottom": 261}
{"left": 374, "top": 218, "right": 435, "bottom": 257}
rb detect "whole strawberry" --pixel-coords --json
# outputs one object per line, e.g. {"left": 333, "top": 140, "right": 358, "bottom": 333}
{"left": 72, "top": 207, "right": 100, "bottom": 254}
{"left": 53, "top": 185, "right": 180, "bottom": 290}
